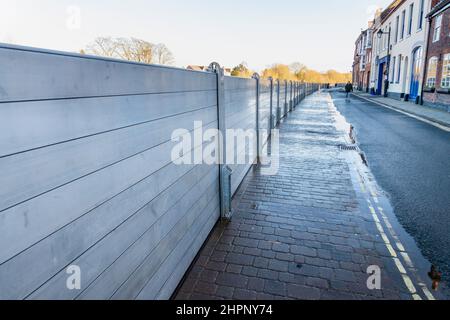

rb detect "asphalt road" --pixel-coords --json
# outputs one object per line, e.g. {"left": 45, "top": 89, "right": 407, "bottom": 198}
{"left": 331, "top": 90, "right": 450, "bottom": 292}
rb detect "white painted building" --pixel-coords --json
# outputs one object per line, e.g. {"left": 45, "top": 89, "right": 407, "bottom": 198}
{"left": 370, "top": 0, "right": 431, "bottom": 103}
{"left": 370, "top": 8, "right": 390, "bottom": 95}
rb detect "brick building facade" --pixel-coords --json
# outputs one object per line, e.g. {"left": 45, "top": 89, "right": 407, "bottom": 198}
{"left": 353, "top": 26, "right": 374, "bottom": 92}
{"left": 422, "top": 0, "right": 450, "bottom": 111}
{"left": 352, "top": 40, "right": 362, "bottom": 89}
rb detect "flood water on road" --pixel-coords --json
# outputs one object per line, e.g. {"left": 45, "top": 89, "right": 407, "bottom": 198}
{"left": 331, "top": 91, "right": 450, "bottom": 294}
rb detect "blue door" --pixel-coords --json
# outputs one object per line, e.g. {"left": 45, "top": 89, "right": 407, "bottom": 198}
{"left": 410, "top": 47, "right": 423, "bottom": 101}
{"left": 377, "top": 62, "right": 385, "bottom": 95}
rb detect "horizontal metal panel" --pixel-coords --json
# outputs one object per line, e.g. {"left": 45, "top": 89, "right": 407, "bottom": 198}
{"left": 0, "top": 160, "right": 201, "bottom": 299}
{"left": 109, "top": 176, "right": 219, "bottom": 299}
{"left": 154, "top": 210, "right": 218, "bottom": 299}
{"left": 140, "top": 196, "right": 219, "bottom": 300}
{"left": 224, "top": 90, "right": 256, "bottom": 106}
{"left": 223, "top": 76, "right": 256, "bottom": 91}
{"left": 0, "top": 108, "right": 217, "bottom": 212}
{"left": 0, "top": 45, "right": 216, "bottom": 103}
{"left": 231, "top": 163, "right": 252, "bottom": 196}
{"left": 0, "top": 120, "right": 217, "bottom": 264}
{"left": 27, "top": 166, "right": 218, "bottom": 299}
{"left": 226, "top": 107, "right": 255, "bottom": 131}
{"left": 0, "top": 91, "right": 216, "bottom": 157}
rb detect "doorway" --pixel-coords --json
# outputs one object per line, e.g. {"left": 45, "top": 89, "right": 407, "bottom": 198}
{"left": 377, "top": 62, "right": 385, "bottom": 95}
{"left": 402, "top": 56, "right": 409, "bottom": 95}
{"left": 410, "top": 47, "right": 423, "bottom": 101}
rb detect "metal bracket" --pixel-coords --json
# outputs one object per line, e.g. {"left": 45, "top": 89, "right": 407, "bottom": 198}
{"left": 208, "top": 62, "right": 231, "bottom": 220}
{"left": 222, "top": 165, "right": 233, "bottom": 221}
{"left": 284, "top": 80, "right": 288, "bottom": 117}
{"left": 252, "top": 73, "right": 261, "bottom": 164}
{"left": 276, "top": 79, "right": 281, "bottom": 125}
{"left": 268, "top": 77, "right": 274, "bottom": 133}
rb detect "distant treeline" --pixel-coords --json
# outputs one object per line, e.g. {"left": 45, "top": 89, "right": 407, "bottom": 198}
{"left": 231, "top": 62, "right": 351, "bottom": 84}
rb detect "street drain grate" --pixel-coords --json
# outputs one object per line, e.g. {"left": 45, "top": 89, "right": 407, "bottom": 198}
{"left": 338, "top": 144, "right": 358, "bottom": 151}
{"left": 305, "top": 130, "right": 335, "bottom": 136}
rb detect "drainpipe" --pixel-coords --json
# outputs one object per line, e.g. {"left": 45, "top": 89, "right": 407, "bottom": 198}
{"left": 420, "top": 16, "right": 433, "bottom": 106}
{"left": 384, "top": 27, "right": 392, "bottom": 97}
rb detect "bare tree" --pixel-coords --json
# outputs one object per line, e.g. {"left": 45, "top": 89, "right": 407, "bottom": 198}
{"left": 86, "top": 37, "right": 118, "bottom": 58}
{"left": 153, "top": 43, "right": 174, "bottom": 65}
{"left": 84, "top": 37, "right": 174, "bottom": 65}
{"left": 115, "top": 38, "right": 154, "bottom": 64}
{"left": 289, "top": 62, "right": 306, "bottom": 74}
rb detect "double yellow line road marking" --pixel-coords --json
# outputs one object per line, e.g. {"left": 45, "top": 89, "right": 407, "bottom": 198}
{"left": 355, "top": 168, "right": 435, "bottom": 300}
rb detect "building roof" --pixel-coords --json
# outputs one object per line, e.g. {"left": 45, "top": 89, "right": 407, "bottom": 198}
{"left": 380, "top": 0, "right": 406, "bottom": 22}
{"left": 427, "top": 0, "right": 450, "bottom": 18}
{"left": 186, "top": 65, "right": 208, "bottom": 71}
{"left": 186, "top": 65, "right": 232, "bottom": 75}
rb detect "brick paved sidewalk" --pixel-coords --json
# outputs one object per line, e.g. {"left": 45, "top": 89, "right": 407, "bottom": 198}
{"left": 353, "top": 91, "right": 450, "bottom": 129}
{"left": 175, "top": 92, "right": 441, "bottom": 300}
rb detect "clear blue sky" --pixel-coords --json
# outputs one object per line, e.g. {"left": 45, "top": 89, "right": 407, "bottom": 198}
{"left": 0, "top": 0, "right": 393, "bottom": 72}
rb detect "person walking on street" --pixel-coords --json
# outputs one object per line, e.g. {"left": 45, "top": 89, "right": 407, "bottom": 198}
{"left": 345, "top": 82, "right": 353, "bottom": 99}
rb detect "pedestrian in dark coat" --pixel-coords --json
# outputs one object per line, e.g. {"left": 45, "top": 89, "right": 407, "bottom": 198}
{"left": 345, "top": 82, "right": 353, "bottom": 98}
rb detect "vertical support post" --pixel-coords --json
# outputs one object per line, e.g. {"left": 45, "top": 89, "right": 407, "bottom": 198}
{"left": 252, "top": 73, "right": 260, "bottom": 164}
{"left": 294, "top": 82, "right": 297, "bottom": 107}
{"left": 269, "top": 77, "right": 274, "bottom": 133}
{"left": 289, "top": 81, "right": 292, "bottom": 112}
{"left": 292, "top": 81, "right": 295, "bottom": 109}
{"left": 284, "top": 80, "right": 288, "bottom": 117}
{"left": 293, "top": 82, "right": 296, "bottom": 107}
{"left": 208, "top": 62, "right": 230, "bottom": 220}
{"left": 276, "top": 79, "right": 281, "bottom": 125}
{"left": 299, "top": 83, "right": 302, "bottom": 101}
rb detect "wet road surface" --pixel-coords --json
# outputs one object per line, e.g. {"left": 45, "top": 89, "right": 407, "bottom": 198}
{"left": 331, "top": 90, "right": 450, "bottom": 292}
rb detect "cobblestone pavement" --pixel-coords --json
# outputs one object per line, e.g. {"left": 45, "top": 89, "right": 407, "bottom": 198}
{"left": 175, "top": 92, "right": 443, "bottom": 300}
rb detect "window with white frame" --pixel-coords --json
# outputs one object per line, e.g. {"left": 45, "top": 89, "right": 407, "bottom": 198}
{"left": 377, "top": 35, "right": 381, "bottom": 54}
{"left": 391, "top": 56, "right": 396, "bottom": 83}
{"left": 426, "top": 57, "right": 438, "bottom": 88}
{"left": 418, "top": 0, "right": 425, "bottom": 30}
{"left": 442, "top": 54, "right": 450, "bottom": 88}
{"left": 367, "top": 30, "right": 373, "bottom": 47}
{"left": 401, "top": 10, "right": 406, "bottom": 40}
{"left": 408, "top": 3, "right": 414, "bottom": 36}
{"left": 384, "top": 27, "right": 388, "bottom": 50}
{"left": 397, "top": 55, "right": 402, "bottom": 83}
{"left": 395, "top": 16, "right": 400, "bottom": 43}
{"left": 387, "top": 22, "right": 392, "bottom": 45}
{"left": 433, "top": 15, "right": 442, "bottom": 43}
